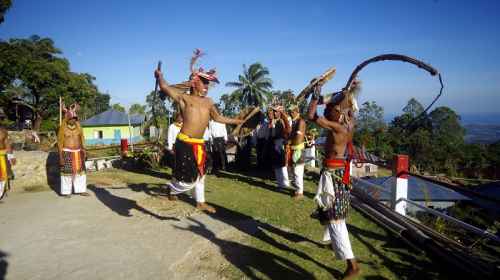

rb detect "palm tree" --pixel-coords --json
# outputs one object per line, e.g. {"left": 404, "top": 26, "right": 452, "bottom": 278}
{"left": 225, "top": 63, "right": 273, "bottom": 108}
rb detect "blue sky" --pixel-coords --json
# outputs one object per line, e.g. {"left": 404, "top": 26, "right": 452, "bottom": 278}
{"left": 1, "top": 0, "right": 499, "bottom": 115}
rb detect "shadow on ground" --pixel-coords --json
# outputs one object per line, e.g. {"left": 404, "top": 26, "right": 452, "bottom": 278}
{"left": 88, "top": 185, "right": 179, "bottom": 221}
{"left": 348, "top": 223, "right": 452, "bottom": 279}
{"left": 0, "top": 250, "right": 8, "bottom": 280}
{"left": 173, "top": 198, "right": 343, "bottom": 279}
{"left": 216, "top": 168, "right": 317, "bottom": 200}
{"left": 46, "top": 151, "right": 61, "bottom": 195}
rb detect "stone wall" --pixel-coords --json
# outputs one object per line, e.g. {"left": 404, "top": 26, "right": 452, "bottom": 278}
{"left": 10, "top": 151, "right": 58, "bottom": 192}
{"left": 10, "top": 151, "right": 118, "bottom": 193}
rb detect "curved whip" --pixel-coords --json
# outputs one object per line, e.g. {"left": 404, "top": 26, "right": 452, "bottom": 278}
{"left": 333, "top": 54, "right": 444, "bottom": 129}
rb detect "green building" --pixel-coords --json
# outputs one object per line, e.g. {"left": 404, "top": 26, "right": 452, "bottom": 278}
{"left": 81, "top": 109, "right": 145, "bottom": 146}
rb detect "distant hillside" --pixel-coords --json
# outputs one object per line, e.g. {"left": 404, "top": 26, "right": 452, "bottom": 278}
{"left": 384, "top": 113, "right": 500, "bottom": 144}
{"left": 464, "top": 124, "right": 500, "bottom": 144}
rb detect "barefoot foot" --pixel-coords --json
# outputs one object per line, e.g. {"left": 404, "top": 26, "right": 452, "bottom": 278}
{"left": 196, "top": 202, "right": 216, "bottom": 214}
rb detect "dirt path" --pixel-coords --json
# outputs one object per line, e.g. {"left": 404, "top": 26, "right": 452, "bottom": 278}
{"left": 0, "top": 187, "right": 238, "bottom": 280}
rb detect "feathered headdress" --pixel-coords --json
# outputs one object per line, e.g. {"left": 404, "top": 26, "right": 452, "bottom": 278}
{"left": 190, "top": 48, "right": 219, "bottom": 84}
{"left": 170, "top": 49, "right": 220, "bottom": 94}
{"left": 62, "top": 102, "right": 80, "bottom": 120}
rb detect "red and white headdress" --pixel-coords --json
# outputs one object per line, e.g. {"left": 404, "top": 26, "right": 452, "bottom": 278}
{"left": 189, "top": 48, "right": 220, "bottom": 84}
{"left": 62, "top": 102, "right": 80, "bottom": 120}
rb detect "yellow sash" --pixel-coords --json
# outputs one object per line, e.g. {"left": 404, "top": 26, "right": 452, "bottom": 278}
{"left": 177, "top": 132, "right": 205, "bottom": 144}
{"left": 0, "top": 149, "right": 8, "bottom": 181}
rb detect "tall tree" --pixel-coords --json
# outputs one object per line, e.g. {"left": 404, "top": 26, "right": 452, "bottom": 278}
{"left": 129, "top": 103, "right": 146, "bottom": 115}
{"left": 112, "top": 103, "right": 126, "bottom": 112}
{"left": 357, "top": 101, "right": 385, "bottom": 133}
{"left": 428, "top": 107, "right": 465, "bottom": 175}
{"left": 145, "top": 90, "right": 169, "bottom": 129}
{"left": 403, "top": 97, "right": 425, "bottom": 118}
{"left": 225, "top": 63, "right": 273, "bottom": 107}
{"left": 0, "top": 35, "right": 109, "bottom": 130}
{"left": 218, "top": 93, "right": 241, "bottom": 117}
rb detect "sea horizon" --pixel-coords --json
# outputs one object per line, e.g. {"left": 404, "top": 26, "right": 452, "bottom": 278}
{"left": 383, "top": 112, "right": 500, "bottom": 126}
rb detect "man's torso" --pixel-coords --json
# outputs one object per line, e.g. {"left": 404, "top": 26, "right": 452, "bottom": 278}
{"left": 324, "top": 129, "right": 352, "bottom": 160}
{"left": 179, "top": 95, "right": 213, "bottom": 139}
{"left": 62, "top": 125, "right": 82, "bottom": 149}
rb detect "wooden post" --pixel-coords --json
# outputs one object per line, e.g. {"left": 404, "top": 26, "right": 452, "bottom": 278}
{"left": 59, "top": 96, "right": 62, "bottom": 126}
{"left": 392, "top": 154, "right": 409, "bottom": 216}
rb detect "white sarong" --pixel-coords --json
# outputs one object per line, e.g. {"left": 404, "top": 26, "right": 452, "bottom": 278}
{"left": 168, "top": 175, "right": 206, "bottom": 203}
{"left": 274, "top": 166, "right": 289, "bottom": 188}
{"left": 327, "top": 220, "right": 354, "bottom": 260}
{"left": 288, "top": 163, "right": 304, "bottom": 194}
{"left": 61, "top": 174, "right": 87, "bottom": 195}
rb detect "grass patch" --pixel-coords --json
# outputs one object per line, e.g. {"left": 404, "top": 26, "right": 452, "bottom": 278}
{"left": 201, "top": 169, "right": 448, "bottom": 279}
{"left": 377, "top": 167, "right": 393, "bottom": 177}
{"left": 87, "top": 166, "right": 451, "bottom": 279}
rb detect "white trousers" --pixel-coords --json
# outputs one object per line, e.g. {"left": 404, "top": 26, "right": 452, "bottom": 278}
{"left": 305, "top": 146, "right": 316, "bottom": 168}
{"left": 324, "top": 220, "right": 354, "bottom": 260}
{"left": 169, "top": 175, "right": 206, "bottom": 203}
{"left": 60, "top": 174, "right": 87, "bottom": 195}
{"left": 0, "top": 181, "right": 6, "bottom": 196}
{"left": 288, "top": 163, "right": 305, "bottom": 194}
{"left": 274, "top": 166, "right": 289, "bottom": 188}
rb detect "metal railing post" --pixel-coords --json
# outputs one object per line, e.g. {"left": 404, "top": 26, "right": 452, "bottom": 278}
{"left": 392, "top": 154, "right": 409, "bottom": 216}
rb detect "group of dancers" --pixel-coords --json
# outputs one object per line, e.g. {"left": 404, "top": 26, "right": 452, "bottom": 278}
{"left": 155, "top": 49, "right": 360, "bottom": 279}
{"left": 0, "top": 48, "right": 360, "bottom": 279}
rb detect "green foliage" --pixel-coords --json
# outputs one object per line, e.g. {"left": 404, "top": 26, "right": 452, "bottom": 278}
{"left": 0, "top": 35, "right": 110, "bottom": 131}
{"left": 145, "top": 90, "right": 170, "bottom": 130}
{"left": 129, "top": 103, "right": 146, "bottom": 115}
{"left": 225, "top": 63, "right": 273, "bottom": 108}
{"left": 218, "top": 93, "right": 241, "bottom": 117}
{"left": 271, "top": 90, "right": 295, "bottom": 108}
{"left": 112, "top": 103, "right": 126, "bottom": 112}
{"left": 132, "top": 147, "right": 160, "bottom": 169}
{"left": 354, "top": 101, "right": 391, "bottom": 157}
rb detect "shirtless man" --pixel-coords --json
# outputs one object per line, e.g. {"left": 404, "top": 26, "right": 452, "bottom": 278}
{"left": 57, "top": 103, "right": 88, "bottom": 197}
{"left": 286, "top": 105, "right": 306, "bottom": 199}
{"left": 154, "top": 50, "right": 243, "bottom": 213}
{"left": 0, "top": 109, "right": 16, "bottom": 198}
{"left": 307, "top": 86, "right": 360, "bottom": 280}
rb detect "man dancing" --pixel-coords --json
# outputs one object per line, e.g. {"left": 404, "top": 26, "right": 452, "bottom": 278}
{"left": 57, "top": 103, "right": 89, "bottom": 197}
{"left": 154, "top": 49, "right": 243, "bottom": 213}
{"left": 0, "top": 109, "right": 16, "bottom": 199}
{"left": 285, "top": 105, "right": 306, "bottom": 199}
{"left": 307, "top": 85, "right": 360, "bottom": 279}
{"left": 271, "top": 106, "right": 291, "bottom": 190}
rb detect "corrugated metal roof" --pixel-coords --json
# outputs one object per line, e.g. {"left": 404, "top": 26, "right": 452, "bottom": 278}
{"left": 81, "top": 109, "right": 144, "bottom": 126}
{"left": 358, "top": 176, "right": 471, "bottom": 202}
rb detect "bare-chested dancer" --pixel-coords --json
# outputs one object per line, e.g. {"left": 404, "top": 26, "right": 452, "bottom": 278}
{"left": 57, "top": 103, "right": 88, "bottom": 197}
{"left": 0, "top": 109, "right": 16, "bottom": 198}
{"left": 285, "top": 105, "right": 306, "bottom": 199}
{"left": 154, "top": 49, "right": 243, "bottom": 213}
{"left": 307, "top": 85, "right": 360, "bottom": 280}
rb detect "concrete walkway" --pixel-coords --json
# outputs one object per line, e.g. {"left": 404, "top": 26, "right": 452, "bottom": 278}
{"left": 0, "top": 187, "right": 234, "bottom": 280}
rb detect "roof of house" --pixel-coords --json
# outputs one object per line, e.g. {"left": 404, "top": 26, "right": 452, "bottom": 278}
{"left": 357, "top": 176, "right": 471, "bottom": 202}
{"left": 475, "top": 182, "right": 500, "bottom": 200}
{"left": 81, "top": 109, "right": 145, "bottom": 126}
